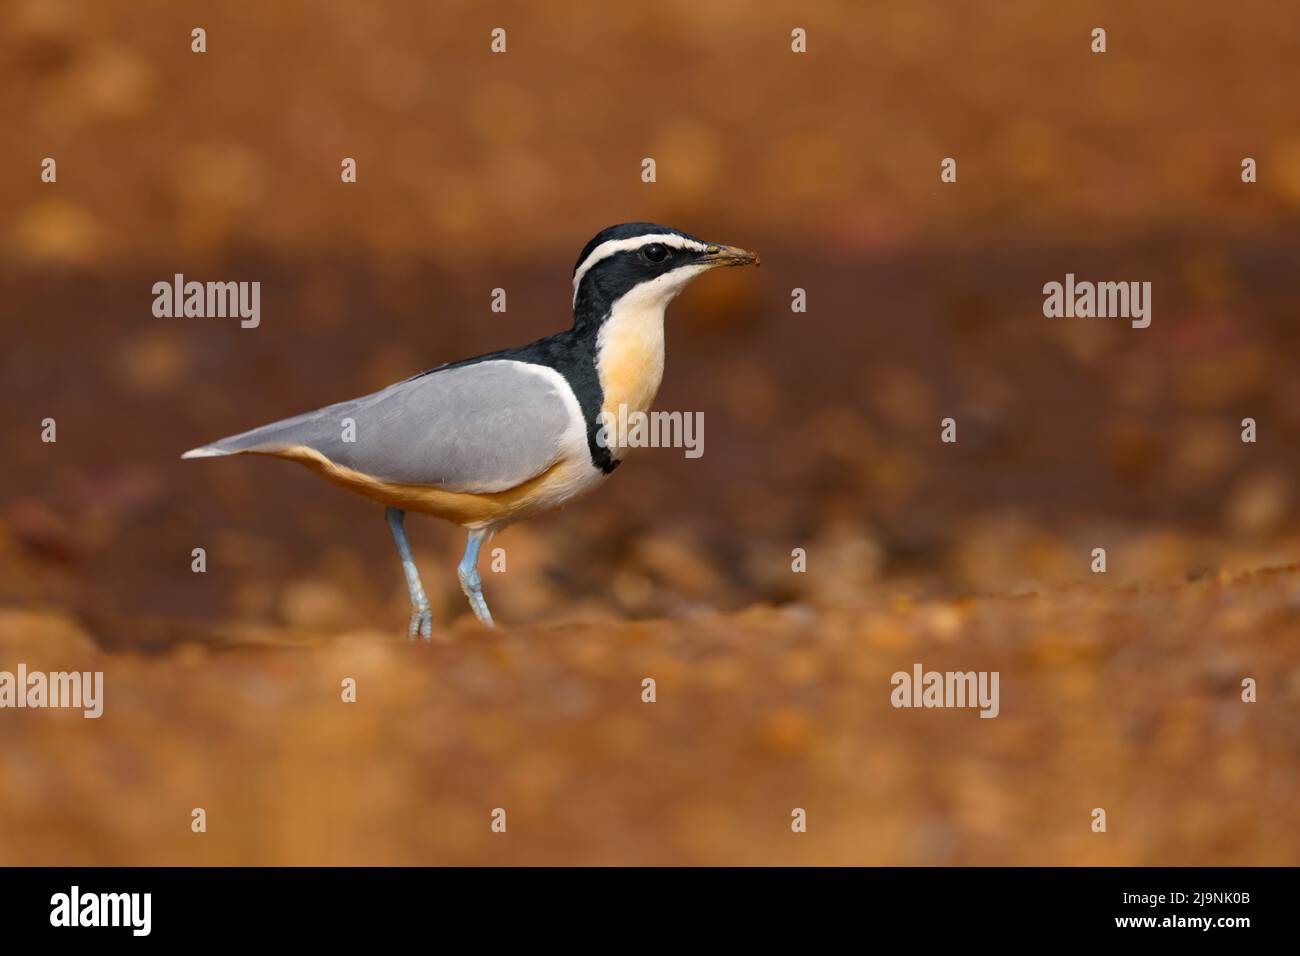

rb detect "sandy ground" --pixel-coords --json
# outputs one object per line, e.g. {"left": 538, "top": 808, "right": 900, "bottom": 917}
{"left": 1, "top": 564, "right": 1296, "bottom": 866}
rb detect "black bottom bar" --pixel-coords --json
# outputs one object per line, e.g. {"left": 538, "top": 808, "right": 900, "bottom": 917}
{"left": 0, "top": 866, "right": 1287, "bottom": 942}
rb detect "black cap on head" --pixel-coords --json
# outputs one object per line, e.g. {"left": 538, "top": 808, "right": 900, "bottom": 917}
{"left": 572, "top": 222, "right": 703, "bottom": 276}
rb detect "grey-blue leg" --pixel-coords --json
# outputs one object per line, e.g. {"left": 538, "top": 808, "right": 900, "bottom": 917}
{"left": 457, "top": 528, "right": 494, "bottom": 628}
{"left": 386, "top": 507, "right": 432, "bottom": 640}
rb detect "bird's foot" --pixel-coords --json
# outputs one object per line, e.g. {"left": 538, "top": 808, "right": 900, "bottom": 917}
{"left": 468, "top": 591, "right": 495, "bottom": 629}
{"left": 407, "top": 603, "right": 433, "bottom": 642}
{"left": 458, "top": 567, "right": 495, "bottom": 629}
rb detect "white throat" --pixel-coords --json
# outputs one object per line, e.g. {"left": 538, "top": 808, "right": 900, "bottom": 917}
{"left": 593, "top": 266, "right": 705, "bottom": 428}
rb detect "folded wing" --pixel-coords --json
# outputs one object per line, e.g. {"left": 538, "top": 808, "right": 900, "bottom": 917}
{"left": 183, "top": 360, "right": 582, "bottom": 494}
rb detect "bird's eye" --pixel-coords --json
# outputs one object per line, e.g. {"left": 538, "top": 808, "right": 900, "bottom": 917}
{"left": 643, "top": 243, "right": 669, "bottom": 263}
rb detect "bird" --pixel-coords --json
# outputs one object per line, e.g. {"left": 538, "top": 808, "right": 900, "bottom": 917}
{"left": 182, "top": 222, "right": 759, "bottom": 639}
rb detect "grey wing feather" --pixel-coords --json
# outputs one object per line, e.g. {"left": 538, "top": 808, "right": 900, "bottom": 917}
{"left": 185, "top": 360, "right": 576, "bottom": 493}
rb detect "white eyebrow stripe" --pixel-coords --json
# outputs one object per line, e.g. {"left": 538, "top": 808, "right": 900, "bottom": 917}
{"left": 571, "top": 233, "right": 709, "bottom": 298}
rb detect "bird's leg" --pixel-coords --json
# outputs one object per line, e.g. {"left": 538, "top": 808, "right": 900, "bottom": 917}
{"left": 385, "top": 507, "right": 432, "bottom": 641}
{"left": 457, "top": 528, "right": 495, "bottom": 628}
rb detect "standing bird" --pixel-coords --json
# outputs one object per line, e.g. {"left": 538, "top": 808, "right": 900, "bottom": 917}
{"left": 183, "top": 223, "right": 759, "bottom": 638}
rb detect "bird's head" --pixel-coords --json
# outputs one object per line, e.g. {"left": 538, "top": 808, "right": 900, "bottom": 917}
{"left": 571, "top": 222, "right": 758, "bottom": 320}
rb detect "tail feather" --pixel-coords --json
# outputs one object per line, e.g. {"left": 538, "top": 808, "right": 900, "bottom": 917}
{"left": 181, "top": 378, "right": 397, "bottom": 463}
{"left": 181, "top": 430, "right": 290, "bottom": 460}
{"left": 180, "top": 445, "right": 231, "bottom": 459}
{"left": 180, "top": 403, "right": 348, "bottom": 461}
{"left": 180, "top": 423, "right": 294, "bottom": 460}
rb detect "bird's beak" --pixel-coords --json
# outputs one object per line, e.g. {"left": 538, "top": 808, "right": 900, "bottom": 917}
{"left": 700, "top": 243, "right": 760, "bottom": 268}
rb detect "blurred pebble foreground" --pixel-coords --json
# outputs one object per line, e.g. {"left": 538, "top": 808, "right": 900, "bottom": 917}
{"left": 1, "top": 1, "right": 1298, "bottom": 863}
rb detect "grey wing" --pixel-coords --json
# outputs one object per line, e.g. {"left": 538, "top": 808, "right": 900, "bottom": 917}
{"left": 184, "top": 360, "right": 582, "bottom": 493}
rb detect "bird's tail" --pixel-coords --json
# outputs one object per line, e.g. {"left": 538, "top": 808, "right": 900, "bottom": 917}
{"left": 182, "top": 389, "right": 376, "bottom": 461}
{"left": 181, "top": 435, "right": 256, "bottom": 459}
{"left": 181, "top": 422, "right": 298, "bottom": 460}
{"left": 180, "top": 445, "right": 230, "bottom": 459}
{"left": 180, "top": 396, "right": 356, "bottom": 460}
